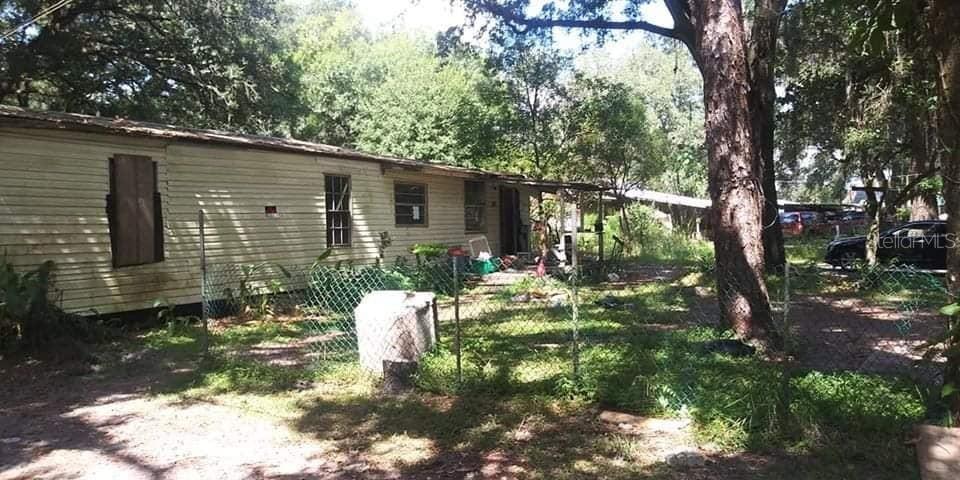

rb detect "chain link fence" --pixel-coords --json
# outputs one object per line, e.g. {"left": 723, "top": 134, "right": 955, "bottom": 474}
{"left": 200, "top": 249, "right": 586, "bottom": 389}
{"left": 777, "top": 261, "right": 949, "bottom": 383}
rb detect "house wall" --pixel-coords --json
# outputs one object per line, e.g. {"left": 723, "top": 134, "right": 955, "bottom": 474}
{"left": 0, "top": 128, "right": 513, "bottom": 314}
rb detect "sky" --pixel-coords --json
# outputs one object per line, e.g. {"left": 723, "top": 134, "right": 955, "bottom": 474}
{"left": 350, "top": 0, "right": 674, "bottom": 59}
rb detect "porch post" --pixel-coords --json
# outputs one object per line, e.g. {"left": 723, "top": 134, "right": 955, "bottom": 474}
{"left": 597, "top": 189, "right": 605, "bottom": 269}
{"left": 558, "top": 190, "right": 566, "bottom": 267}
{"left": 571, "top": 191, "right": 578, "bottom": 270}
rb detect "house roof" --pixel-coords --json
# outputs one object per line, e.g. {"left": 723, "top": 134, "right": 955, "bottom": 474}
{"left": 622, "top": 189, "right": 853, "bottom": 211}
{"left": 0, "top": 106, "right": 600, "bottom": 191}
{"left": 623, "top": 189, "right": 712, "bottom": 209}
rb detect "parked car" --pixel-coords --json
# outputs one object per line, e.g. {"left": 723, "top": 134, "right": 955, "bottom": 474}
{"left": 840, "top": 211, "right": 867, "bottom": 225}
{"left": 825, "top": 220, "right": 947, "bottom": 269}
{"left": 781, "top": 211, "right": 829, "bottom": 237}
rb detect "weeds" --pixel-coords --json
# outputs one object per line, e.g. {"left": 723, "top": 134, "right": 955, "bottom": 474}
{"left": 0, "top": 256, "right": 100, "bottom": 354}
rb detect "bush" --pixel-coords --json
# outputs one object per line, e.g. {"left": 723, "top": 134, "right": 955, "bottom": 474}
{"left": 599, "top": 204, "right": 712, "bottom": 266}
{"left": 410, "top": 242, "right": 447, "bottom": 260}
{"left": 308, "top": 264, "right": 414, "bottom": 313}
{"left": 0, "top": 256, "right": 96, "bottom": 353}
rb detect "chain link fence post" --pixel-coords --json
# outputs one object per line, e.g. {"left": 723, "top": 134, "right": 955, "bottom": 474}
{"left": 198, "top": 209, "right": 210, "bottom": 356}
{"left": 571, "top": 191, "right": 581, "bottom": 379}
{"left": 783, "top": 261, "right": 791, "bottom": 344}
{"left": 452, "top": 254, "right": 463, "bottom": 387}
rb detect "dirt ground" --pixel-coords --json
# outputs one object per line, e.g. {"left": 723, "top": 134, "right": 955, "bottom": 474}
{"left": 0, "top": 357, "right": 840, "bottom": 480}
{"left": 0, "top": 265, "right": 938, "bottom": 479}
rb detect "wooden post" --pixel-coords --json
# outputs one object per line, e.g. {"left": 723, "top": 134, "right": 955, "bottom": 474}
{"left": 597, "top": 189, "right": 605, "bottom": 269}
{"left": 432, "top": 299, "right": 440, "bottom": 344}
{"left": 571, "top": 192, "right": 579, "bottom": 270}
{"left": 558, "top": 191, "right": 567, "bottom": 266}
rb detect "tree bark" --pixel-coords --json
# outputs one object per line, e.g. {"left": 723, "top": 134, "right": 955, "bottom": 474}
{"left": 904, "top": 5, "right": 939, "bottom": 222}
{"left": 691, "top": 0, "right": 781, "bottom": 349}
{"left": 748, "top": 0, "right": 787, "bottom": 273}
{"left": 930, "top": 0, "right": 960, "bottom": 424}
{"left": 864, "top": 193, "right": 882, "bottom": 266}
{"left": 906, "top": 102, "right": 938, "bottom": 220}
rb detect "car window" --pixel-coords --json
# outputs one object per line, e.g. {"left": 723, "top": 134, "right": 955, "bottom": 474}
{"left": 892, "top": 224, "right": 931, "bottom": 237}
{"left": 928, "top": 223, "right": 947, "bottom": 235}
{"left": 781, "top": 213, "right": 799, "bottom": 223}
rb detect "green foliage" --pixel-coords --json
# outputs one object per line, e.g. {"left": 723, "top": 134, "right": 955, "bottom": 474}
{"left": 224, "top": 262, "right": 293, "bottom": 319}
{"left": 928, "top": 303, "right": 960, "bottom": 408}
{"left": 578, "top": 40, "right": 706, "bottom": 197}
{"left": 308, "top": 263, "right": 414, "bottom": 314}
{"left": 289, "top": 4, "right": 506, "bottom": 167}
{"left": 0, "top": 256, "right": 95, "bottom": 352}
{"left": 599, "top": 204, "right": 713, "bottom": 267}
{"left": 1, "top": 0, "right": 303, "bottom": 134}
{"left": 409, "top": 276, "right": 924, "bottom": 468}
{"left": 778, "top": 0, "right": 938, "bottom": 207}
{"left": 564, "top": 76, "right": 667, "bottom": 195}
{"left": 410, "top": 243, "right": 447, "bottom": 260}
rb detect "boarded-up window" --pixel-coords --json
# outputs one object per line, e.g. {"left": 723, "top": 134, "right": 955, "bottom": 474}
{"left": 395, "top": 182, "right": 427, "bottom": 226}
{"left": 465, "top": 181, "right": 486, "bottom": 231}
{"left": 107, "top": 155, "right": 164, "bottom": 267}
{"left": 325, "top": 175, "right": 351, "bottom": 247}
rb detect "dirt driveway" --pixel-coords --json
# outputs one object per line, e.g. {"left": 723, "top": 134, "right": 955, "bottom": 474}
{"left": 0, "top": 353, "right": 354, "bottom": 480}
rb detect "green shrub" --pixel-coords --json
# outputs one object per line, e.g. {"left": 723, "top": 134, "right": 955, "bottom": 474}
{"left": 410, "top": 242, "right": 447, "bottom": 260}
{"left": 598, "top": 204, "right": 712, "bottom": 266}
{"left": 309, "top": 264, "right": 414, "bottom": 313}
{"left": 0, "top": 256, "right": 96, "bottom": 353}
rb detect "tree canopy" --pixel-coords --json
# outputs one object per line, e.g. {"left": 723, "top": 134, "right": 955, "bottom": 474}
{"left": 0, "top": 0, "right": 303, "bottom": 134}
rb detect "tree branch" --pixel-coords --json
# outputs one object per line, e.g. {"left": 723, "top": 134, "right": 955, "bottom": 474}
{"left": 475, "top": 0, "right": 680, "bottom": 40}
{"left": 885, "top": 167, "right": 941, "bottom": 211}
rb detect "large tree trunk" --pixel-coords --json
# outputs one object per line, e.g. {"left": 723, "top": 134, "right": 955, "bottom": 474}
{"left": 906, "top": 100, "right": 938, "bottom": 221}
{"left": 864, "top": 194, "right": 882, "bottom": 266}
{"left": 692, "top": 0, "right": 781, "bottom": 349}
{"left": 904, "top": 4, "right": 939, "bottom": 222}
{"left": 748, "top": 0, "right": 787, "bottom": 273}
{"left": 905, "top": 106, "right": 937, "bottom": 221}
{"left": 930, "top": 0, "right": 960, "bottom": 424}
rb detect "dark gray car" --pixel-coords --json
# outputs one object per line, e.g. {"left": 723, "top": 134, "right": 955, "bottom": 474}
{"left": 824, "top": 220, "right": 948, "bottom": 269}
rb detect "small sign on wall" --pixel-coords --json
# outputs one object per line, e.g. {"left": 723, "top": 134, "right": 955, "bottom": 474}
{"left": 265, "top": 205, "right": 279, "bottom": 217}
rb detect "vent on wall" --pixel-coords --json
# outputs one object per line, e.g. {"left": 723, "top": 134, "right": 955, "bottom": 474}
{"left": 265, "top": 205, "right": 279, "bottom": 217}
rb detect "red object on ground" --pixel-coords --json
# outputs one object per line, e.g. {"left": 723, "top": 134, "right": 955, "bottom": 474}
{"left": 536, "top": 258, "right": 546, "bottom": 277}
{"left": 447, "top": 246, "right": 469, "bottom": 257}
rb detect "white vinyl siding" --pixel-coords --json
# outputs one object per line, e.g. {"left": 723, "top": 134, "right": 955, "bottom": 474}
{"left": 0, "top": 128, "right": 520, "bottom": 314}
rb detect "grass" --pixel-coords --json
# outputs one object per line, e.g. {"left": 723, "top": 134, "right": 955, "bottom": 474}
{"left": 629, "top": 232, "right": 714, "bottom": 267}
{"left": 784, "top": 235, "right": 832, "bottom": 266}
{"left": 117, "top": 267, "right": 934, "bottom": 479}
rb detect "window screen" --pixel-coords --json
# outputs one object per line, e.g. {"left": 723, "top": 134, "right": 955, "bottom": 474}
{"left": 395, "top": 182, "right": 427, "bottom": 226}
{"left": 325, "top": 175, "right": 351, "bottom": 247}
{"left": 108, "top": 154, "right": 164, "bottom": 267}
{"left": 465, "top": 181, "right": 486, "bottom": 231}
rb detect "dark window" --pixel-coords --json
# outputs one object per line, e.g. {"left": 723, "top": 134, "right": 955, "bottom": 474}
{"left": 395, "top": 182, "right": 427, "bottom": 226}
{"left": 465, "top": 181, "right": 486, "bottom": 231}
{"left": 108, "top": 154, "right": 164, "bottom": 267}
{"left": 325, "top": 175, "right": 351, "bottom": 247}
